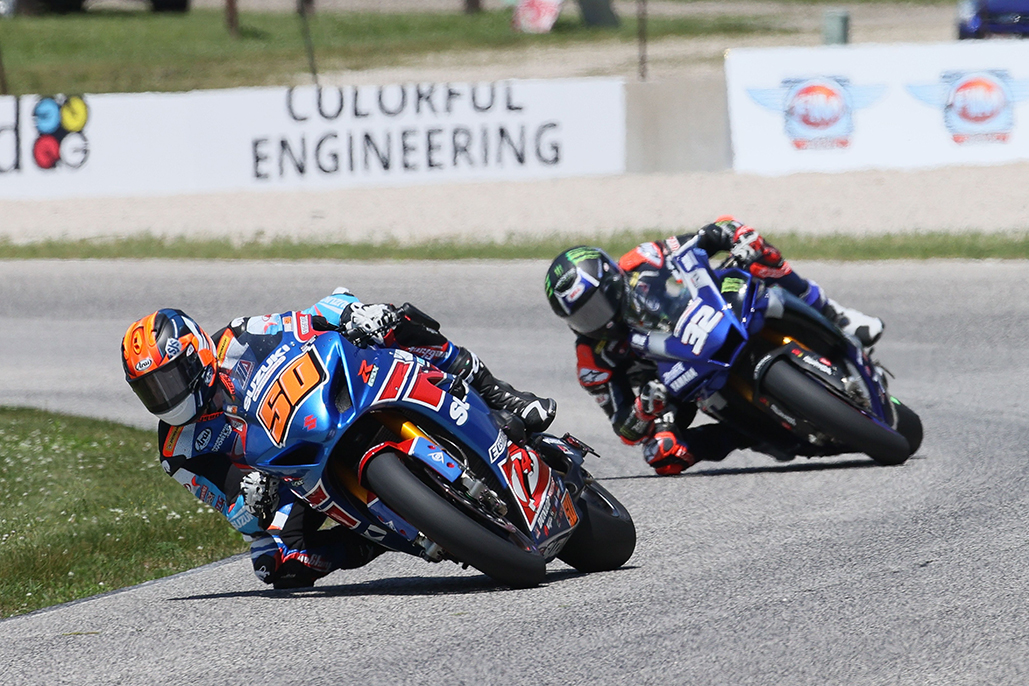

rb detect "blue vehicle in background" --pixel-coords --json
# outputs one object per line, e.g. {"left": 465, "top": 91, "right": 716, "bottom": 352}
{"left": 958, "top": 0, "right": 1029, "bottom": 38}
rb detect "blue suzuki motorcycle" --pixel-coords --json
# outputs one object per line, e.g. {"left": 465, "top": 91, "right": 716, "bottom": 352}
{"left": 633, "top": 246, "right": 922, "bottom": 465}
{"left": 234, "top": 314, "right": 635, "bottom": 588}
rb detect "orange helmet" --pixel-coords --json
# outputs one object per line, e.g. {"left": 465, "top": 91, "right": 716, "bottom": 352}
{"left": 121, "top": 309, "right": 218, "bottom": 426}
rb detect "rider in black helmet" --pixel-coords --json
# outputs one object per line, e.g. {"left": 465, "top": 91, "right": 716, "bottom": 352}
{"left": 545, "top": 217, "right": 884, "bottom": 476}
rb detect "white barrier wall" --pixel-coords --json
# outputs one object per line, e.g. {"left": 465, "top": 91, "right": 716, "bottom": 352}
{"left": 726, "top": 42, "right": 1029, "bottom": 175}
{"left": 0, "top": 78, "right": 625, "bottom": 200}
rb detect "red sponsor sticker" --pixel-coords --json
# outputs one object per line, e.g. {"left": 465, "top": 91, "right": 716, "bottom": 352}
{"left": 500, "top": 445, "right": 553, "bottom": 530}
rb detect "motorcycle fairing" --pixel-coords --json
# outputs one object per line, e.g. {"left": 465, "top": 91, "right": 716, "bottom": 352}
{"left": 638, "top": 248, "right": 769, "bottom": 401}
{"left": 299, "top": 477, "right": 407, "bottom": 549}
{"left": 237, "top": 324, "right": 578, "bottom": 558}
{"left": 759, "top": 291, "right": 892, "bottom": 425}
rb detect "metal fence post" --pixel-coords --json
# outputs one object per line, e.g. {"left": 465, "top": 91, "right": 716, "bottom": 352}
{"left": 823, "top": 9, "right": 850, "bottom": 45}
{"left": 0, "top": 40, "right": 8, "bottom": 96}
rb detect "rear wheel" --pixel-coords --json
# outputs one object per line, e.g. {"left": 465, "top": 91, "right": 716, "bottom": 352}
{"left": 893, "top": 400, "right": 923, "bottom": 456}
{"left": 365, "top": 452, "right": 546, "bottom": 588}
{"left": 763, "top": 360, "right": 911, "bottom": 466}
{"left": 557, "top": 482, "right": 636, "bottom": 573}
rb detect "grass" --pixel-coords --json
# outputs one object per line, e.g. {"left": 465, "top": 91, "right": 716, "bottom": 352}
{"left": 1, "top": 230, "right": 1028, "bottom": 261}
{"left": 0, "top": 9, "right": 786, "bottom": 95}
{"left": 0, "top": 407, "right": 248, "bottom": 619}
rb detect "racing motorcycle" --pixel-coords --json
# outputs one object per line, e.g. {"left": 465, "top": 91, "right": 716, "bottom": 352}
{"left": 234, "top": 307, "right": 635, "bottom": 588}
{"left": 634, "top": 245, "right": 922, "bottom": 466}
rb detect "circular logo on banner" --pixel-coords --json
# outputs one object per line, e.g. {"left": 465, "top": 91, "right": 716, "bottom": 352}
{"left": 31, "top": 95, "right": 90, "bottom": 170}
{"left": 787, "top": 83, "right": 846, "bottom": 130}
{"left": 950, "top": 75, "right": 1006, "bottom": 125}
{"left": 32, "top": 135, "right": 61, "bottom": 169}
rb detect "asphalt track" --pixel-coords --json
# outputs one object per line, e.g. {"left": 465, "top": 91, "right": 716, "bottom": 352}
{"left": 1, "top": 258, "right": 1028, "bottom": 685}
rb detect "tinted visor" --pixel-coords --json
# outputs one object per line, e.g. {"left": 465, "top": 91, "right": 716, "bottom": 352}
{"left": 566, "top": 290, "right": 618, "bottom": 337}
{"left": 127, "top": 351, "right": 203, "bottom": 416}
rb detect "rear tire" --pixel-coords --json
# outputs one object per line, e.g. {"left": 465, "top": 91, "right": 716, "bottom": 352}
{"left": 365, "top": 452, "right": 546, "bottom": 588}
{"left": 763, "top": 360, "right": 911, "bottom": 466}
{"left": 557, "top": 483, "right": 636, "bottom": 573}
{"left": 893, "top": 400, "right": 923, "bottom": 456}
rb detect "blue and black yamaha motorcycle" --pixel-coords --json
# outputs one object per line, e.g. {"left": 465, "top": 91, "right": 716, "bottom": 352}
{"left": 633, "top": 245, "right": 922, "bottom": 466}
{"left": 233, "top": 311, "right": 635, "bottom": 588}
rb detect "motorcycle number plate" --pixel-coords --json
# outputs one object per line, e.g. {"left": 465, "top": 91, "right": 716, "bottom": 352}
{"left": 257, "top": 349, "right": 327, "bottom": 446}
{"left": 561, "top": 492, "right": 579, "bottom": 527}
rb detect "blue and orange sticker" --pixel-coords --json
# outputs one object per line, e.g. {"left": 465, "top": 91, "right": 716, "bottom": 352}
{"left": 32, "top": 95, "right": 89, "bottom": 170}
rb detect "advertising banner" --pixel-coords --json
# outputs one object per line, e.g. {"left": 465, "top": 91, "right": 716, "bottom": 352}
{"left": 0, "top": 78, "right": 625, "bottom": 199}
{"left": 726, "top": 42, "right": 1029, "bottom": 175}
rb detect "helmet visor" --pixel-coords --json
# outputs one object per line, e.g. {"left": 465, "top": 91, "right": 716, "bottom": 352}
{"left": 566, "top": 290, "right": 618, "bottom": 337}
{"left": 127, "top": 351, "right": 204, "bottom": 416}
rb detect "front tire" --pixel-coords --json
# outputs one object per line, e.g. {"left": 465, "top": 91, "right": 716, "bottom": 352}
{"left": 763, "top": 360, "right": 911, "bottom": 466}
{"left": 365, "top": 452, "right": 546, "bottom": 588}
{"left": 557, "top": 482, "right": 636, "bottom": 573}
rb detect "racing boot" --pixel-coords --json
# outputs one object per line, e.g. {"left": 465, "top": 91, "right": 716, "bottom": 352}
{"left": 821, "top": 298, "right": 884, "bottom": 347}
{"left": 449, "top": 348, "right": 557, "bottom": 433}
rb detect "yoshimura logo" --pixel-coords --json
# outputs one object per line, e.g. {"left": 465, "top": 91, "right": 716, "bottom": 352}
{"left": 748, "top": 77, "right": 886, "bottom": 150}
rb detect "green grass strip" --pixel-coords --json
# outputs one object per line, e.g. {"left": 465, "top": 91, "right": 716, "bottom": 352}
{"left": 1, "top": 230, "right": 1028, "bottom": 261}
{"left": 0, "top": 407, "right": 247, "bottom": 619}
{"left": 0, "top": 9, "right": 786, "bottom": 95}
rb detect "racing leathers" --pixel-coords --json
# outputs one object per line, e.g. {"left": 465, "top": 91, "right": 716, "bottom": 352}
{"left": 158, "top": 288, "right": 556, "bottom": 587}
{"left": 575, "top": 217, "right": 875, "bottom": 475}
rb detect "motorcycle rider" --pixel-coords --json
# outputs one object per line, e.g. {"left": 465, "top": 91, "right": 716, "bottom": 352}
{"left": 545, "top": 216, "right": 884, "bottom": 476}
{"left": 121, "top": 288, "right": 557, "bottom": 588}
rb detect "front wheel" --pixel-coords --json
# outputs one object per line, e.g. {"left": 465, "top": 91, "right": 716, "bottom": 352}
{"left": 763, "top": 360, "right": 911, "bottom": 466}
{"left": 365, "top": 452, "right": 546, "bottom": 588}
{"left": 558, "top": 482, "right": 636, "bottom": 573}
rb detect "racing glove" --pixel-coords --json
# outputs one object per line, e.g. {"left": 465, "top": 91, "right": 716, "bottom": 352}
{"left": 729, "top": 223, "right": 791, "bottom": 279}
{"left": 633, "top": 380, "right": 669, "bottom": 422}
{"left": 241, "top": 471, "right": 281, "bottom": 527}
{"left": 642, "top": 424, "right": 695, "bottom": 476}
{"left": 343, "top": 303, "right": 400, "bottom": 346}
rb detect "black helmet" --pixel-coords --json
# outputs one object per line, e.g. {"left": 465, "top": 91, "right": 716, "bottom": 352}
{"left": 545, "top": 246, "right": 626, "bottom": 338}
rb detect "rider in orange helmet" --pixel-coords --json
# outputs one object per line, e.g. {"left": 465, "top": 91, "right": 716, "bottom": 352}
{"left": 123, "top": 292, "right": 556, "bottom": 588}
